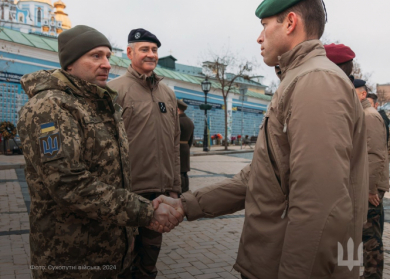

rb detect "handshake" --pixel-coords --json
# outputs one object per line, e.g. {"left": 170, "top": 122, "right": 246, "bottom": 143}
{"left": 147, "top": 195, "right": 185, "bottom": 233}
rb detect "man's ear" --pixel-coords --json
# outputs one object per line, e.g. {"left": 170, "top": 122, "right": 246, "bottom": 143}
{"left": 127, "top": 46, "right": 134, "bottom": 60}
{"left": 286, "top": 12, "right": 298, "bottom": 35}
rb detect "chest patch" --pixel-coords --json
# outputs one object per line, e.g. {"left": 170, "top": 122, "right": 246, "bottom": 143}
{"left": 158, "top": 102, "right": 167, "bottom": 113}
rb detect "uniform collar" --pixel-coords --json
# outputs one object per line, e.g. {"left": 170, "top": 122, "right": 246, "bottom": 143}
{"left": 127, "top": 65, "right": 163, "bottom": 88}
{"left": 278, "top": 39, "right": 326, "bottom": 80}
{"left": 179, "top": 112, "right": 187, "bottom": 118}
{"left": 361, "top": 98, "right": 371, "bottom": 109}
{"left": 57, "top": 70, "right": 117, "bottom": 100}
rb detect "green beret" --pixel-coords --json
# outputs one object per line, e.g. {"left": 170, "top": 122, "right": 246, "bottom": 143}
{"left": 255, "top": 0, "right": 305, "bottom": 19}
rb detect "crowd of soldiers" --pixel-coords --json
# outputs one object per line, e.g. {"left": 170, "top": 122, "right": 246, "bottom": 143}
{"left": 16, "top": 0, "right": 389, "bottom": 278}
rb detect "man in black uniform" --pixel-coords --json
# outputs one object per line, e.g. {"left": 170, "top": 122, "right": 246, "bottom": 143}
{"left": 177, "top": 99, "right": 194, "bottom": 194}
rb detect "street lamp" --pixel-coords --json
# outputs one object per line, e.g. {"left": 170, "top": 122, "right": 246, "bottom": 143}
{"left": 239, "top": 85, "right": 248, "bottom": 149}
{"left": 201, "top": 77, "right": 211, "bottom": 152}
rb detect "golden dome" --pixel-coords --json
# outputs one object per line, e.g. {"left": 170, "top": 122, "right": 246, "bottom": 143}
{"left": 17, "top": 0, "right": 53, "bottom": 7}
{"left": 54, "top": 0, "right": 71, "bottom": 30}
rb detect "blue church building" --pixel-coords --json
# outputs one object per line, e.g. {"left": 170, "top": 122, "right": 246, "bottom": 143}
{"left": 0, "top": 1, "right": 272, "bottom": 141}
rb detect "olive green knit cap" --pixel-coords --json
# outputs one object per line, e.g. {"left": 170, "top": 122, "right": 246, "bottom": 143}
{"left": 58, "top": 25, "right": 112, "bottom": 70}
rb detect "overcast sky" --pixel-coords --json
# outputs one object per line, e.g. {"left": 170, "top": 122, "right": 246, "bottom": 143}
{"left": 64, "top": 0, "right": 390, "bottom": 87}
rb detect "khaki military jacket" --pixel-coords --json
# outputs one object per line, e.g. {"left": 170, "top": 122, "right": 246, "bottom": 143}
{"left": 179, "top": 113, "right": 194, "bottom": 172}
{"left": 17, "top": 70, "right": 154, "bottom": 279}
{"left": 108, "top": 66, "right": 181, "bottom": 194}
{"left": 181, "top": 40, "right": 368, "bottom": 279}
{"left": 362, "top": 99, "right": 390, "bottom": 194}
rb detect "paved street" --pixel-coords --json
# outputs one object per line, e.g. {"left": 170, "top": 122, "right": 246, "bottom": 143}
{"left": 0, "top": 154, "right": 390, "bottom": 279}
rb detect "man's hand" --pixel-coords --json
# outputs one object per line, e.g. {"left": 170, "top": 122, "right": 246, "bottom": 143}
{"left": 147, "top": 202, "right": 184, "bottom": 233}
{"left": 168, "top": 191, "right": 179, "bottom": 199}
{"left": 368, "top": 193, "right": 380, "bottom": 207}
{"left": 153, "top": 195, "right": 184, "bottom": 216}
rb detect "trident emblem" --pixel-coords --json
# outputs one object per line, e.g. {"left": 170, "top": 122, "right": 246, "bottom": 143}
{"left": 338, "top": 238, "right": 363, "bottom": 271}
{"left": 40, "top": 133, "right": 60, "bottom": 157}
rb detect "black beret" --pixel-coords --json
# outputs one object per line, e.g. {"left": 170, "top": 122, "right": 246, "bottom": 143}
{"left": 128, "top": 28, "right": 161, "bottom": 48}
{"left": 353, "top": 79, "right": 366, "bottom": 89}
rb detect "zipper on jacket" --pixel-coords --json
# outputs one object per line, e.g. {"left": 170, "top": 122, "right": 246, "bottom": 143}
{"left": 283, "top": 110, "right": 292, "bottom": 133}
{"left": 281, "top": 196, "right": 289, "bottom": 219}
{"left": 152, "top": 88, "right": 164, "bottom": 192}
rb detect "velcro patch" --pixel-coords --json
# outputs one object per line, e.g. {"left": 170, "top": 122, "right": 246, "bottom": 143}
{"left": 158, "top": 102, "right": 167, "bottom": 113}
{"left": 40, "top": 122, "right": 55, "bottom": 133}
{"left": 39, "top": 133, "right": 61, "bottom": 159}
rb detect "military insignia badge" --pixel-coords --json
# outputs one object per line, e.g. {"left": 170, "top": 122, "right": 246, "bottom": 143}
{"left": 158, "top": 102, "right": 167, "bottom": 113}
{"left": 40, "top": 122, "right": 56, "bottom": 133}
{"left": 135, "top": 32, "right": 141, "bottom": 39}
{"left": 39, "top": 133, "right": 61, "bottom": 158}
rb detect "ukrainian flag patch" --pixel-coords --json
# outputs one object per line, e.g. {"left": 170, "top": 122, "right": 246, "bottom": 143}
{"left": 40, "top": 122, "right": 56, "bottom": 133}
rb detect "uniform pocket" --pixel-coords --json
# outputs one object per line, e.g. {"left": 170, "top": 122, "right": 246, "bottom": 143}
{"left": 121, "top": 105, "right": 133, "bottom": 119}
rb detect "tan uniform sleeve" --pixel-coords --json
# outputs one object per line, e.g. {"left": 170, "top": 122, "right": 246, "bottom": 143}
{"left": 180, "top": 164, "right": 250, "bottom": 220}
{"left": 366, "top": 113, "right": 387, "bottom": 194}
{"left": 18, "top": 94, "right": 154, "bottom": 228}
{"left": 278, "top": 72, "right": 360, "bottom": 278}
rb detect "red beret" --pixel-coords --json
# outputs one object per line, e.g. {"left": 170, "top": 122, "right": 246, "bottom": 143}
{"left": 324, "top": 43, "right": 355, "bottom": 64}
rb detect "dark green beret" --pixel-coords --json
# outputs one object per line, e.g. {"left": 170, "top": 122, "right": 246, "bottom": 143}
{"left": 255, "top": 0, "right": 305, "bottom": 19}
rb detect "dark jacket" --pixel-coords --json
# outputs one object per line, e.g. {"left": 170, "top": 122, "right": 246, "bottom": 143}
{"left": 179, "top": 113, "right": 194, "bottom": 172}
{"left": 18, "top": 69, "right": 153, "bottom": 279}
{"left": 378, "top": 109, "right": 390, "bottom": 143}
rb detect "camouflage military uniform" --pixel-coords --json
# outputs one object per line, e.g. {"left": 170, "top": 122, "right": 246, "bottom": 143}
{"left": 362, "top": 190, "right": 385, "bottom": 279}
{"left": 17, "top": 69, "right": 154, "bottom": 279}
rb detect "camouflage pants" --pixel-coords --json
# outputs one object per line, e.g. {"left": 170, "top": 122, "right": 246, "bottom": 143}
{"left": 362, "top": 190, "right": 385, "bottom": 279}
{"left": 131, "top": 193, "right": 163, "bottom": 279}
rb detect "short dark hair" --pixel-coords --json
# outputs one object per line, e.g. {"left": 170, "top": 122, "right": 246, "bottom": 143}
{"left": 337, "top": 60, "right": 354, "bottom": 76}
{"left": 367, "top": 93, "right": 378, "bottom": 104}
{"left": 276, "top": 0, "right": 326, "bottom": 39}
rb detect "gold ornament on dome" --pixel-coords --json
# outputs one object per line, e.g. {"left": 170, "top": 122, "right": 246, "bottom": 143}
{"left": 53, "top": 0, "right": 71, "bottom": 30}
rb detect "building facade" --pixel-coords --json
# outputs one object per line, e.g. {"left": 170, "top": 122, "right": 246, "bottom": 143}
{"left": 0, "top": 17, "right": 272, "bottom": 141}
{"left": 376, "top": 83, "right": 390, "bottom": 111}
{"left": 0, "top": 0, "right": 71, "bottom": 37}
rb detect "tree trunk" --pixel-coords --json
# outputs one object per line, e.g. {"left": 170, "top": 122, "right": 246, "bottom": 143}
{"left": 223, "top": 96, "right": 228, "bottom": 151}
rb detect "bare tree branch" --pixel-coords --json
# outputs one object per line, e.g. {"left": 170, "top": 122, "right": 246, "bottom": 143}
{"left": 203, "top": 51, "right": 254, "bottom": 150}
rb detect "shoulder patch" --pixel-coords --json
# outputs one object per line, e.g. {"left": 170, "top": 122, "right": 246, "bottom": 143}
{"left": 39, "top": 133, "right": 61, "bottom": 158}
{"left": 40, "top": 122, "right": 55, "bottom": 134}
{"left": 38, "top": 121, "right": 64, "bottom": 163}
